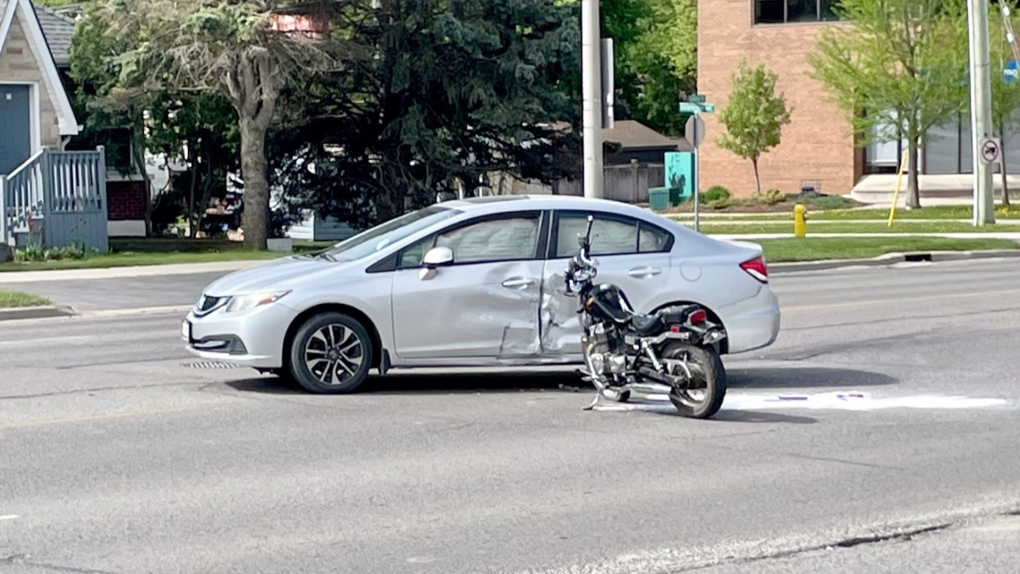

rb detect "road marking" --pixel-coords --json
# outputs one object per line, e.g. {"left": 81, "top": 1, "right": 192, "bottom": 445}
{"left": 0, "top": 405, "right": 215, "bottom": 431}
{"left": 592, "top": 392, "right": 1010, "bottom": 413}
{"left": 0, "top": 515, "right": 19, "bottom": 521}
{"left": 782, "top": 288, "right": 1020, "bottom": 313}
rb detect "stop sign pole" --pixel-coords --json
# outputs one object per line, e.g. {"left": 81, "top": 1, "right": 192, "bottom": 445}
{"left": 680, "top": 99, "right": 713, "bottom": 232}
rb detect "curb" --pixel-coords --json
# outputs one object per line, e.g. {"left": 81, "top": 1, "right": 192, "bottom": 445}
{"left": 770, "top": 249, "right": 1020, "bottom": 274}
{"left": 0, "top": 305, "right": 75, "bottom": 322}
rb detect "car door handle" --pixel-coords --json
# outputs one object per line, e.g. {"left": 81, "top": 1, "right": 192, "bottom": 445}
{"left": 502, "top": 277, "right": 538, "bottom": 290}
{"left": 628, "top": 266, "right": 662, "bottom": 278}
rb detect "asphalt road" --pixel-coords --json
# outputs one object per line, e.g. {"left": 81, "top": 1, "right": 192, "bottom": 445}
{"left": 2, "top": 259, "right": 1020, "bottom": 573}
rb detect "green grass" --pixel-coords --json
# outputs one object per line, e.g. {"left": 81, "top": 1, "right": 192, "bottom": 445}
{"left": 0, "top": 289, "right": 51, "bottom": 308}
{"left": 0, "top": 250, "right": 287, "bottom": 272}
{"left": 667, "top": 205, "right": 1020, "bottom": 222}
{"left": 752, "top": 237, "right": 1019, "bottom": 263}
{"left": 688, "top": 221, "right": 1020, "bottom": 235}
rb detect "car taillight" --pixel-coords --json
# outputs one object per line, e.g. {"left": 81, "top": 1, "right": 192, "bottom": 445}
{"left": 740, "top": 255, "right": 768, "bottom": 283}
{"left": 689, "top": 309, "right": 707, "bottom": 324}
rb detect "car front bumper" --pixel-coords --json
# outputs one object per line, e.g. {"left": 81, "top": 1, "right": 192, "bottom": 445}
{"left": 182, "top": 301, "right": 299, "bottom": 369}
{"left": 720, "top": 286, "right": 781, "bottom": 354}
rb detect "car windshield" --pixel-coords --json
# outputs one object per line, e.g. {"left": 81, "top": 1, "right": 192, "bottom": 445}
{"left": 315, "top": 205, "right": 463, "bottom": 262}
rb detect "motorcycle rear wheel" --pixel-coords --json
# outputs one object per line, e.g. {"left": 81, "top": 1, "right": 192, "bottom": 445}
{"left": 662, "top": 343, "right": 727, "bottom": 419}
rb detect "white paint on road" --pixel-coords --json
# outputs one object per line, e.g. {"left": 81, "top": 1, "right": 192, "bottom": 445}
{"left": 592, "top": 391, "right": 1010, "bottom": 414}
{"left": 0, "top": 515, "right": 19, "bottom": 521}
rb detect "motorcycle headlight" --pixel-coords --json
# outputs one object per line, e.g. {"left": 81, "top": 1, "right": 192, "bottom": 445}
{"left": 223, "top": 290, "right": 292, "bottom": 314}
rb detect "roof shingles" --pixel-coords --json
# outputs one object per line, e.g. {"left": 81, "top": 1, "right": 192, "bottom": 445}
{"left": 31, "top": 1, "right": 74, "bottom": 66}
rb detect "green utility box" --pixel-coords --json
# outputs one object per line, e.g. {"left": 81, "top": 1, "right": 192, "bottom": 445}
{"left": 648, "top": 187, "right": 670, "bottom": 212}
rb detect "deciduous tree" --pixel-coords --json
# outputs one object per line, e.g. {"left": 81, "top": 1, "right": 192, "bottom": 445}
{"left": 717, "top": 61, "right": 792, "bottom": 195}
{"left": 809, "top": 0, "right": 969, "bottom": 209}
{"left": 82, "top": 0, "right": 354, "bottom": 249}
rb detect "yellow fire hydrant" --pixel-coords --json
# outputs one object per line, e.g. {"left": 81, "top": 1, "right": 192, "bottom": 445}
{"left": 794, "top": 203, "right": 808, "bottom": 238}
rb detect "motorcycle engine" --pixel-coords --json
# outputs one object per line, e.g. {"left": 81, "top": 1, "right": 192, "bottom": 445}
{"left": 585, "top": 322, "right": 627, "bottom": 376}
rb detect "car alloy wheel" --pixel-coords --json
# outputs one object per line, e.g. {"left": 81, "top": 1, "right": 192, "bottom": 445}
{"left": 289, "top": 312, "right": 374, "bottom": 394}
{"left": 305, "top": 324, "right": 365, "bottom": 385}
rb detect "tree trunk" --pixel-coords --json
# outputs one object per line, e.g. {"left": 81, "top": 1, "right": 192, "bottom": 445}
{"left": 131, "top": 125, "right": 154, "bottom": 236}
{"left": 187, "top": 147, "right": 199, "bottom": 239}
{"left": 906, "top": 135, "right": 921, "bottom": 209}
{"left": 238, "top": 117, "right": 270, "bottom": 250}
{"left": 752, "top": 157, "right": 761, "bottom": 196}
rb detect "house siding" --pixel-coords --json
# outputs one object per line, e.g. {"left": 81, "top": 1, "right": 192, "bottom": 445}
{"left": 697, "top": 0, "right": 858, "bottom": 197}
{"left": 0, "top": 7, "right": 61, "bottom": 148}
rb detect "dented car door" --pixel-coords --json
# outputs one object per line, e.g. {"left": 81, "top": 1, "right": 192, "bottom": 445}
{"left": 390, "top": 211, "right": 547, "bottom": 359}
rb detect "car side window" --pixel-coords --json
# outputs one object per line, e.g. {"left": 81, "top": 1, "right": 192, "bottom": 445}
{"left": 396, "top": 236, "right": 435, "bottom": 269}
{"left": 553, "top": 213, "right": 631, "bottom": 257}
{"left": 432, "top": 214, "right": 541, "bottom": 264}
{"left": 638, "top": 223, "right": 672, "bottom": 253}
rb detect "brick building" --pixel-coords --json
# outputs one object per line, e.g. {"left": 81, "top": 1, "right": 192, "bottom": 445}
{"left": 697, "top": 0, "right": 858, "bottom": 198}
{"left": 697, "top": 0, "right": 1019, "bottom": 200}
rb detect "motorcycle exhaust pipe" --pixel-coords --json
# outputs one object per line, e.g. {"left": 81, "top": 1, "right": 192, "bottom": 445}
{"left": 622, "top": 382, "right": 673, "bottom": 395}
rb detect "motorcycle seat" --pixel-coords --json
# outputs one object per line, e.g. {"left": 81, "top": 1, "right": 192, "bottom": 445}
{"left": 631, "top": 308, "right": 699, "bottom": 337}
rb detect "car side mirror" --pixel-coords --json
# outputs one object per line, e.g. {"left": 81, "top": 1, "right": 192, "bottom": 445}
{"left": 419, "top": 246, "right": 453, "bottom": 281}
{"left": 423, "top": 247, "right": 453, "bottom": 269}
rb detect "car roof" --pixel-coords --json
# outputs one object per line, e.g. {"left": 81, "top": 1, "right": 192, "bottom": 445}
{"left": 438, "top": 194, "right": 656, "bottom": 219}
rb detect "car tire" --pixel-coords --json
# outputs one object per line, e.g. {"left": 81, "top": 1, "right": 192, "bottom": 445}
{"left": 288, "top": 312, "right": 374, "bottom": 394}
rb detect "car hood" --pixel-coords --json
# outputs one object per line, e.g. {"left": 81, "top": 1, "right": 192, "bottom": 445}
{"left": 203, "top": 255, "right": 351, "bottom": 296}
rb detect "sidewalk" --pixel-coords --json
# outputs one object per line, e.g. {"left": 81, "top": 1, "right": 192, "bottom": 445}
{"left": 0, "top": 260, "right": 262, "bottom": 284}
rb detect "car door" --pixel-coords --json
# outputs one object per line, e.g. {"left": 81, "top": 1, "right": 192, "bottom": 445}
{"left": 540, "top": 209, "right": 674, "bottom": 356}
{"left": 390, "top": 210, "right": 548, "bottom": 360}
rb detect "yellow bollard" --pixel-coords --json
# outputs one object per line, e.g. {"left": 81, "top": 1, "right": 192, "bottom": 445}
{"left": 794, "top": 203, "right": 807, "bottom": 238}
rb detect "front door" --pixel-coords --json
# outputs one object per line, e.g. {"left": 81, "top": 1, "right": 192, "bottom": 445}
{"left": 0, "top": 85, "right": 32, "bottom": 175}
{"left": 541, "top": 210, "right": 674, "bottom": 356}
{"left": 391, "top": 210, "right": 547, "bottom": 360}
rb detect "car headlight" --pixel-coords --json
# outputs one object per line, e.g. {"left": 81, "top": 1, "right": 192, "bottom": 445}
{"left": 223, "top": 290, "right": 292, "bottom": 314}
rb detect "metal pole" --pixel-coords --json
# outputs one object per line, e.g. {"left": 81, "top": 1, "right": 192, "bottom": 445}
{"left": 581, "top": 0, "right": 604, "bottom": 199}
{"left": 692, "top": 113, "right": 700, "bottom": 232}
{"left": 969, "top": 0, "right": 996, "bottom": 225}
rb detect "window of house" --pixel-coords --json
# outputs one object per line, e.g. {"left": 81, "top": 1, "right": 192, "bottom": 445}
{"left": 819, "top": 0, "right": 841, "bottom": 21}
{"left": 753, "top": 0, "right": 845, "bottom": 25}
{"left": 755, "top": 0, "right": 785, "bottom": 24}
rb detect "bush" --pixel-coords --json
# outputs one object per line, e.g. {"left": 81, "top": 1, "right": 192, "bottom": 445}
{"left": 15, "top": 242, "right": 98, "bottom": 263}
{"left": 750, "top": 188, "right": 785, "bottom": 205}
{"left": 701, "top": 185, "right": 731, "bottom": 204}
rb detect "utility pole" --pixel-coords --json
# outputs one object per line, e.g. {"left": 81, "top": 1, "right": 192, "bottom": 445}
{"left": 581, "top": 0, "right": 603, "bottom": 199}
{"left": 969, "top": 0, "right": 996, "bottom": 225}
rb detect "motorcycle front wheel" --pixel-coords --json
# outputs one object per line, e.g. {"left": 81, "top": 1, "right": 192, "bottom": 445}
{"left": 661, "top": 343, "right": 727, "bottom": 419}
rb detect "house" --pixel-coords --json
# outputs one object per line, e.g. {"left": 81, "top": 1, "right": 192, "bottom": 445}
{"left": 0, "top": 0, "right": 108, "bottom": 250}
{"left": 542, "top": 119, "right": 689, "bottom": 203}
{"left": 0, "top": 0, "right": 78, "bottom": 172}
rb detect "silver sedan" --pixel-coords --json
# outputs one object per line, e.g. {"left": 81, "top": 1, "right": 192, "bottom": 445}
{"left": 182, "top": 195, "right": 781, "bottom": 393}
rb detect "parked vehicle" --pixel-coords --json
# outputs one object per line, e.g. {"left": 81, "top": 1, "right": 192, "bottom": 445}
{"left": 182, "top": 195, "right": 780, "bottom": 395}
{"left": 564, "top": 215, "right": 727, "bottom": 418}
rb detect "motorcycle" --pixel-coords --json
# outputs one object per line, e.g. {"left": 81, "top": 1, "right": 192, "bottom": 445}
{"left": 564, "top": 215, "right": 728, "bottom": 419}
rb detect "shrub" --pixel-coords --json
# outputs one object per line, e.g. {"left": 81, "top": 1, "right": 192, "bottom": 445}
{"left": 701, "top": 185, "right": 732, "bottom": 204}
{"left": 751, "top": 189, "right": 786, "bottom": 205}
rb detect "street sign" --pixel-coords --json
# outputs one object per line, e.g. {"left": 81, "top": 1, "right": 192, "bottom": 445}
{"left": 678, "top": 102, "right": 715, "bottom": 114}
{"left": 685, "top": 115, "right": 706, "bottom": 148}
{"left": 980, "top": 137, "right": 1002, "bottom": 164}
{"left": 1006, "top": 60, "right": 1019, "bottom": 83}
{"left": 689, "top": 94, "right": 706, "bottom": 104}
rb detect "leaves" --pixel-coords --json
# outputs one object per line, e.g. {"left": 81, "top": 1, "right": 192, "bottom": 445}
{"left": 717, "top": 61, "right": 792, "bottom": 164}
